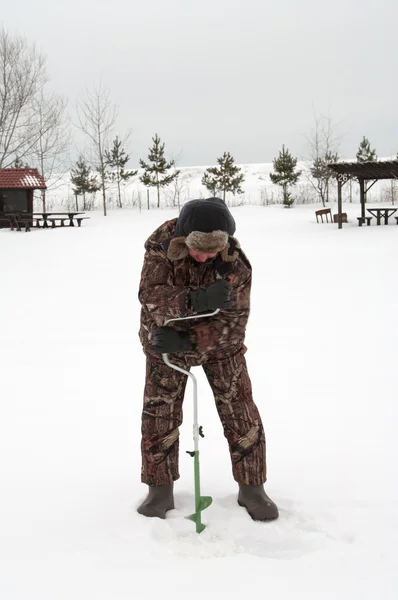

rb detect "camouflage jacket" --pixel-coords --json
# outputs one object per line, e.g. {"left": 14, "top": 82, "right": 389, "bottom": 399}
{"left": 138, "top": 218, "right": 252, "bottom": 361}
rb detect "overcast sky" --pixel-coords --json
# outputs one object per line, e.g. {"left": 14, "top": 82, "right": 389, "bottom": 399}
{"left": 2, "top": 0, "right": 397, "bottom": 166}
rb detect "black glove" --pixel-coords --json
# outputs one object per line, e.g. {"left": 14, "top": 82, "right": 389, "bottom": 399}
{"left": 190, "top": 279, "right": 232, "bottom": 313}
{"left": 152, "top": 326, "right": 193, "bottom": 353}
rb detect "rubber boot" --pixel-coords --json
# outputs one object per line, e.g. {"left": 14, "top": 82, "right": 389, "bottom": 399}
{"left": 238, "top": 483, "right": 279, "bottom": 521}
{"left": 137, "top": 483, "right": 175, "bottom": 519}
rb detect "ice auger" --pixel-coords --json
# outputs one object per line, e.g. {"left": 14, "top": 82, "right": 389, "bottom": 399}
{"left": 162, "top": 308, "right": 219, "bottom": 533}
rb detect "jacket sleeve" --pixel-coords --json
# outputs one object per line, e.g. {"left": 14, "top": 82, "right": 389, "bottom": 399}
{"left": 138, "top": 241, "right": 194, "bottom": 327}
{"left": 190, "top": 265, "right": 251, "bottom": 353}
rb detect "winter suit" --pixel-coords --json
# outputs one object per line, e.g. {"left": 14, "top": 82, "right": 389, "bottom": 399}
{"left": 138, "top": 199, "right": 266, "bottom": 487}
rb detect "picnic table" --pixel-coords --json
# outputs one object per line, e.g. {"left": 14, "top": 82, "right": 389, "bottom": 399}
{"left": 366, "top": 207, "right": 397, "bottom": 226}
{"left": 4, "top": 211, "right": 88, "bottom": 231}
{"left": 32, "top": 212, "right": 87, "bottom": 228}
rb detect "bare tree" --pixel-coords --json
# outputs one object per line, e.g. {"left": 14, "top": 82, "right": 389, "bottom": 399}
{"left": 306, "top": 111, "right": 341, "bottom": 207}
{"left": 31, "top": 90, "right": 71, "bottom": 212}
{"left": 260, "top": 187, "right": 275, "bottom": 206}
{"left": 76, "top": 81, "right": 117, "bottom": 216}
{"left": 0, "top": 28, "right": 47, "bottom": 168}
{"left": 381, "top": 179, "right": 397, "bottom": 206}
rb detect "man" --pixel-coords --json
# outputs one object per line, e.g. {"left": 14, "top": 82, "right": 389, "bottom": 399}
{"left": 137, "top": 197, "right": 278, "bottom": 521}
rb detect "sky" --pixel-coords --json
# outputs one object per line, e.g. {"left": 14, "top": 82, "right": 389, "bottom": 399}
{"left": 2, "top": 0, "right": 398, "bottom": 167}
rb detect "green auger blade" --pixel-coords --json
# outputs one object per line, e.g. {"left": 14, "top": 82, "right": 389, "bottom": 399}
{"left": 186, "top": 496, "right": 213, "bottom": 522}
{"left": 186, "top": 518, "right": 206, "bottom": 534}
{"left": 199, "top": 495, "right": 213, "bottom": 511}
{"left": 186, "top": 496, "right": 213, "bottom": 533}
{"left": 186, "top": 449, "right": 212, "bottom": 533}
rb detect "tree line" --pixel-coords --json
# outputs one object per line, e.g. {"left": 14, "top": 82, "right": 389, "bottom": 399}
{"left": 0, "top": 27, "right": 394, "bottom": 213}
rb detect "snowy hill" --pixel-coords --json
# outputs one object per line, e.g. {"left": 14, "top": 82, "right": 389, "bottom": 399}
{"left": 40, "top": 159, "right": 397, "bottom": 212}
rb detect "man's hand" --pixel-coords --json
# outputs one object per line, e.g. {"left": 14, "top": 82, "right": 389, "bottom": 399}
{"left": 190, "top": 279, "right": 232, "bottom": 313}
{"left": 152, "top": 326, "right": 193, "bottom": 353}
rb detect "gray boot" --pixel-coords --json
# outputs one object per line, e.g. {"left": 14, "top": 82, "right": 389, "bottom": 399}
{"left": 238, "top": 483, "right": 279, "bottom": 521}
{"left": 137, "top": 483, "right": 175, "bottom": 519}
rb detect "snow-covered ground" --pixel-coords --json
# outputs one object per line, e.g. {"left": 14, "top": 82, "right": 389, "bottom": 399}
{"left": 0, "top": 204, "right": 397, "bottom": 599}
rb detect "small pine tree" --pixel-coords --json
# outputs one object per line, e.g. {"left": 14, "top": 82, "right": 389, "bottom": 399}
{"left": 70, "top": 157, "right": 100, "bottom": 211}
{"left": 139, "top": 134, "right": 179, "bottom": 208}
{"left": 281, "top": 189, "right": 295, "bottom": 208}
{"left": 269, "top": 145, "right": 302, "bottom": 208}
{"left": 202, "top": 151, "right": 244, "bottom": 202}
{"left": 356, "top": 136, "right": 377, "bottom": 162}
{"left": 105, "top": 136, "right": 137, "bottom": 208}
{"left": 310, "top": 150, "right": 338, "bottom": 206}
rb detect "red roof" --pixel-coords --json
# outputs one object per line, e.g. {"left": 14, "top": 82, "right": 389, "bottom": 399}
{"left": 0, "top": 168, "right": 47, "bottom": 189}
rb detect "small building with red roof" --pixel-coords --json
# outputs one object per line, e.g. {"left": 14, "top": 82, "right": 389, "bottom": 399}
{"left": 0, "top": 168, "right": 47, "bottom": 226}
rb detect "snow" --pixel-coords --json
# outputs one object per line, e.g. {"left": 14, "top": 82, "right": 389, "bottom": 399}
{"left": 21, "top": 175, "right": 42, "bottom": 188}
{"left": 0, "top": 204, "right": 397, "bottom": 599}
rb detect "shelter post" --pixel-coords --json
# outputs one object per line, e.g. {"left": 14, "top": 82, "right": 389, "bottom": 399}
{"left": 337, "top": 179, "right": 343, "bottom": 229}
{"left": 359, "top": 179, "right": 365, "bottom": 220}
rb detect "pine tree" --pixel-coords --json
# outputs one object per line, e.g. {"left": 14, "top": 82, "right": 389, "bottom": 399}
{"left": 310, "top": 150, "right": 338, "bottom": 206}
{"left": 202, "top": 151, "right": 244, "bottom": 202}
{"left": 356, "top": 136, "right": 377, "bottom": 162}
{"left": 139, "top": 134, "right": 179, "bottom": 208}
{"left": 269, "top": 145, "right": 302, "bottom": 208}
{"left": 70, "top": 157, "right": 100, "bottom": 211}
{"left": 356, "top": 137, "right": 378, "bottom": 204}
{"left": 105, "top": 136, "right": 137, "bottom": 208}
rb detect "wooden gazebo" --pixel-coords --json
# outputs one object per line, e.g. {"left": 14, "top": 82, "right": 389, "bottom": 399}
{"left": 0, "top": 168, "right": 46, "bottom": 227}
{"left": 328, "top": 160, "right": 398, "bottom": 229}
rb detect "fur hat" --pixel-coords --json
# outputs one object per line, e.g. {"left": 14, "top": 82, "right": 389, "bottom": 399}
{"left": 166, "top": 198, "right": 236, "bottom": 261}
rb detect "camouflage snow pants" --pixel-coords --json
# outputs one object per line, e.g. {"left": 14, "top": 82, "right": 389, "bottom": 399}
{"left": 141, "top": 349, "right": 266, "bottom": 486}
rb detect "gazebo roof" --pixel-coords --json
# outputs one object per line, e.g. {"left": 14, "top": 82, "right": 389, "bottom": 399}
{"left": 328, "top": 160, "right": 398, "bottom": 181}
{"left": 0, "top": 168, "right": 47, "bottom": 189}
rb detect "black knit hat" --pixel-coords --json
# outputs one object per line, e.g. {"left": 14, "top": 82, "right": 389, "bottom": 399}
{"left": 166, "top": 197, "right": 236, "bottom": 261}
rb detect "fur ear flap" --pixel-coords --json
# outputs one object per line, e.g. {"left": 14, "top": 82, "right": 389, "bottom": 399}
{"left": 167, "top": 236, "right": 189, "bottom": 261}
{"left": 219, "top": 237, "right": 240, "bottom": 262}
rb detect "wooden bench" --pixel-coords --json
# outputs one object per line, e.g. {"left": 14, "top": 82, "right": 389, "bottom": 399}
{"left": 0, "top": 217, "right": 12, "bottom": 229}
{"left": 315, "top": 208, "right": 332, "bottom": 223}
{"left": 33, "top": 218, "right": 46, "bottom": 228}
{"left": 357, "top": 217, "right": 372, "bottom": 227}
{"left": 12, "top": 217, "right": 32, "bottom": 232}
{"left": 14, "top": 216, "right": 46, "bottom": 231}
{"left": 13, "top": 216, "right": 44, "bottom": 231}
{"left": 74, "top": 217, "right": 90, "bottom": 227}
{"left": 333, "top": 213, "right": 347, "bottom": 223}
{"left": 48, "top": 218, "right": 68, "bottom": 228}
